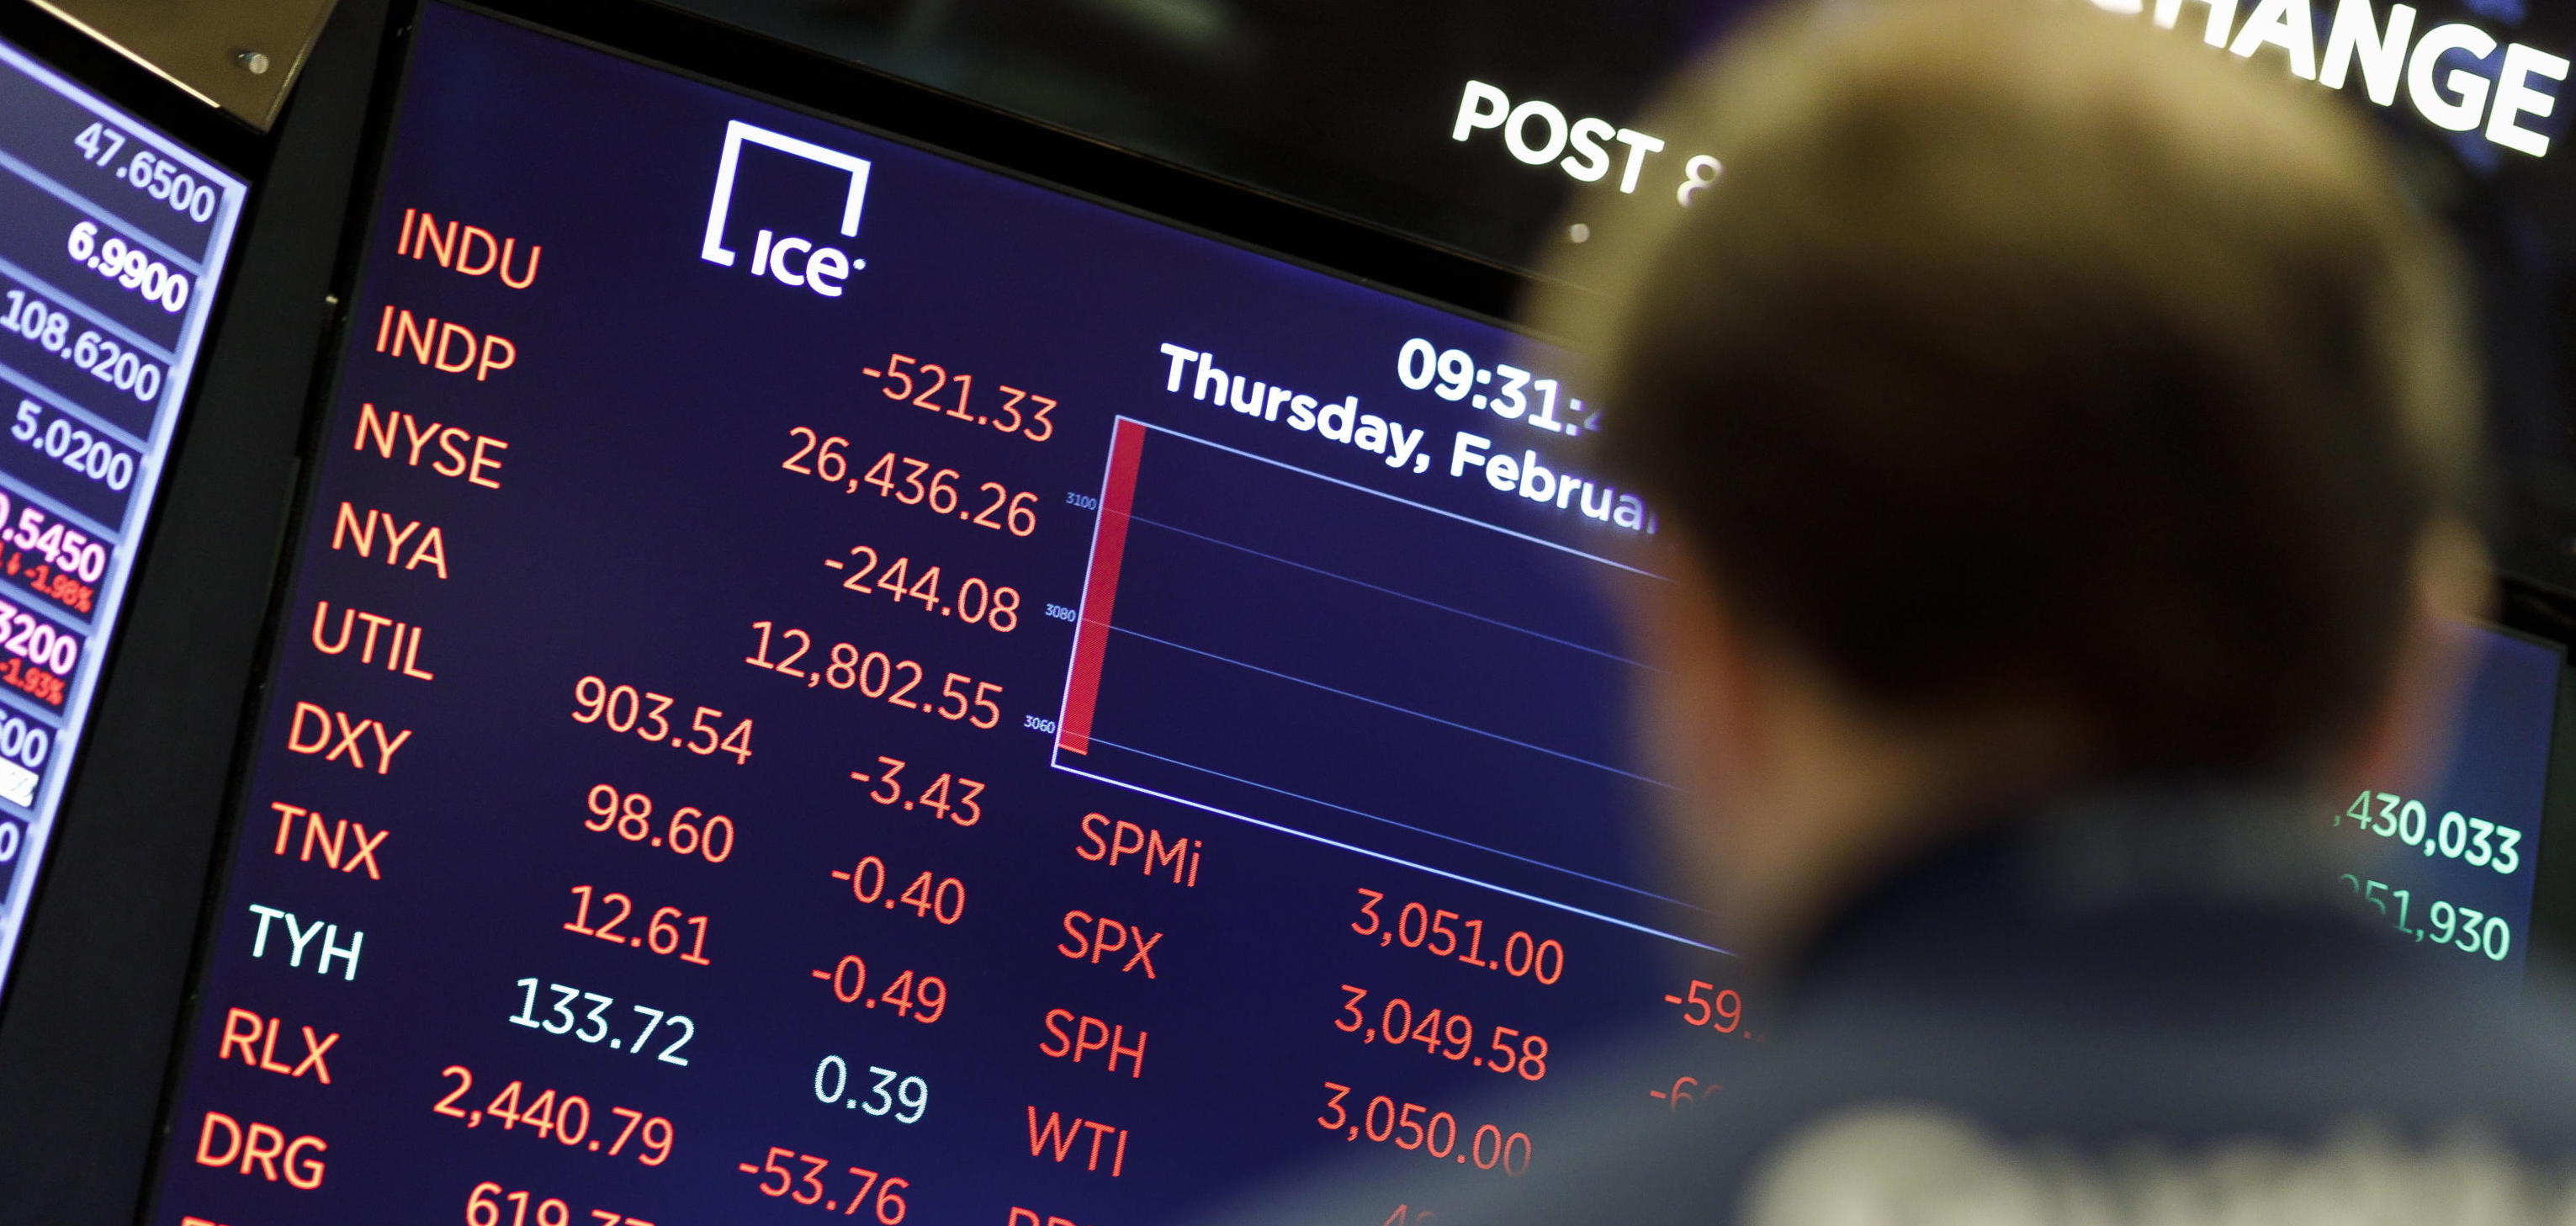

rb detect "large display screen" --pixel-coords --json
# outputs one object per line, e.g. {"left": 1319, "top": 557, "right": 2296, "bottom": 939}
{"left": 146, "top": 6, "right": 2568, "bottom": 1224}
{"left": 0, "top": 34, "right": 246, "bottom": 1000}
{"left": 676, "top": 0, "right": 2576, "bottom": 618}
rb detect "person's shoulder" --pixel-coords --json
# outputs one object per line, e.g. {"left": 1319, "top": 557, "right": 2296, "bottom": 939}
{"left": 1717, "top": 897, "right": 2576, "bottom": 1224}
{"left": 1433, "top": 978, "right": 2576, "bottom": 1226}
{"left": 1739, "top": 1093, "right": 2576, "bottom": 1226}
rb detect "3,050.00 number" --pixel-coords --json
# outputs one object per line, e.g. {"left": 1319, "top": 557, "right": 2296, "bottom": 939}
{"left": 1317, "top": 1082, "right": 1533, "bottom": 1176}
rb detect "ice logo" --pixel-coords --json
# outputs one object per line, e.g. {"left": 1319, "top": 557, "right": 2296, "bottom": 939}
{"left": 698, "top": 119, "right": 871, "bottom": 299}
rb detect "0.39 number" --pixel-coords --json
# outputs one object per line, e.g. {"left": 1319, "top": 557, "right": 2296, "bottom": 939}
{"left": 1353, "top": 889, "right": 1566, "bottom": 984}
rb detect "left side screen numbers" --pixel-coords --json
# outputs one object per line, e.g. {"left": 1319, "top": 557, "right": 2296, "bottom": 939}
{"left": 0, "top": 35, "right": 245, "bottom": 1011}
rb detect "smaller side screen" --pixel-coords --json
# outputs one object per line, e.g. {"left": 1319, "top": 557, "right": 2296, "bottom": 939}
{"left": 2332, "top": 625, "right": 2563, "bottom": 977}
{"left": 0, "top": 34, "right": 248, "bottom": 1000}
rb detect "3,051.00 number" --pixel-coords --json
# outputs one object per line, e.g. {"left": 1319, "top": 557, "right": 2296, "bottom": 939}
{"left": 1353, "top": 889, "right": 1566, "bottom": 983}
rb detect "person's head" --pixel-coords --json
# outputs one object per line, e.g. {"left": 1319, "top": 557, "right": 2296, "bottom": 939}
{"left": 1538, "top": 0, "right": 2489, "bottom": 950}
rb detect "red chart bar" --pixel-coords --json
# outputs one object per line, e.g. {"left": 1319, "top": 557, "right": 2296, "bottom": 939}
{"left": 1057, "top": 417, "right": 1148, "bottom": 755}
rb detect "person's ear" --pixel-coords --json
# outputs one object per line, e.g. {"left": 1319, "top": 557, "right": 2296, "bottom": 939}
{"left": 1632, "top": 540, "right": 1770, "bottom": 789}
{"left": 2335, "top": 518, "right": 2491, "bottom": 795}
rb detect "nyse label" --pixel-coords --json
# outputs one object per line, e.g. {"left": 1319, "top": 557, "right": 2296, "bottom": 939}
{"left": 352, "top": 401, "right": 508, "bottom": 489}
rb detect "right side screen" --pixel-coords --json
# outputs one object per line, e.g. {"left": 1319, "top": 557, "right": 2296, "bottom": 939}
{"left": 146, "top": 7, "right": 2565, "bottom": 1226}
{"left": 2336, "top": 625, "right": 2563, "bottom": 975}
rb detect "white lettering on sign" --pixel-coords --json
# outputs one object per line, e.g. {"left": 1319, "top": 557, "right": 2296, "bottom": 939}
{"left": 1447, "top": 0, "right": 2568, "bottom": 198}
{"left": 699, "top": 119, "right": 872, "bottom": 296}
